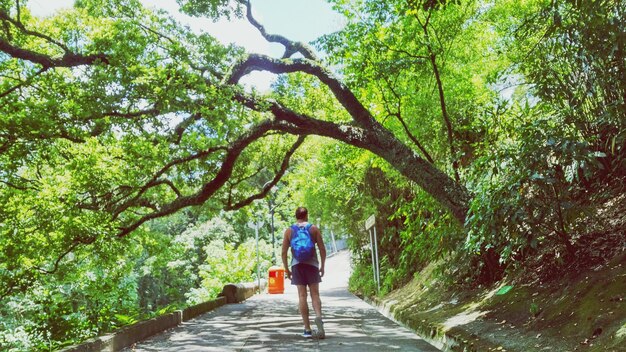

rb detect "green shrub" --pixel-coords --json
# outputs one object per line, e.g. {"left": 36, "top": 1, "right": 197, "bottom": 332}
{"left": 186, "top": 238, "right": 273, "bottom": 304}
{"left": 348, "top": 258, "right": 377, "bottom": 298}
{"left": 465, "top": 116, "right": 601, "bottom": 282}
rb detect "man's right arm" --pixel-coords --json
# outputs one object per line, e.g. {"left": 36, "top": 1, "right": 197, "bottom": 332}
{"left": 281, "top": 228, "right": 291, "bottom": 279}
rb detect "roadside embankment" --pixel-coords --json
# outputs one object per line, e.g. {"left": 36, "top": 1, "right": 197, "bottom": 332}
{"left": 367, "top": 254, "right": 625, "bottom": 352}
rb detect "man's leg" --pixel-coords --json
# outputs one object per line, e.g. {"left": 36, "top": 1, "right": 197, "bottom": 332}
{"left": 309, "top": 283, "right": 325, "bottom": 338}
{"left": 309, "top": 283, "right": 322, "bottom": 318}
{"left": 297, "top": 285, "right": 311, "bottom": 331}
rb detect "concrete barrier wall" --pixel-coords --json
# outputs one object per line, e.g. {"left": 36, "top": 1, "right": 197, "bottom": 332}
{"left": 218, "top": 280, "right": 267, "bottom": 303}
{"left": 59, "top": 281, "right": 264, "bottom": 352}
{"left": 182, "top": 296, "right": 227, "bottom": 321}
{"left": 110, "top": 311, "right": 183, "bottom": 351}
{"left": 58, "top": 311, "right": 183, "bottom": 352}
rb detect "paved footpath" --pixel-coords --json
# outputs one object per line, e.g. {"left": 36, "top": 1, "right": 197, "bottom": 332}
{"left": 124, "top": 251, "right": 440, "bottom": 351}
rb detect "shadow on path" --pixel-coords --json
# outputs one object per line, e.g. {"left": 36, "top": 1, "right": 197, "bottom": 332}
{"left": 125, "top": 251, "right": 439, "bottom": 351}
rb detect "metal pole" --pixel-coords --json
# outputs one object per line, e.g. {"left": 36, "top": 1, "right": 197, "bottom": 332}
{"left": 369, "top": 228, "right": 377, "bottom": 291}
{"left": 270, "top": 204, "right": 275, "bottom": 264}
{"left": 373, "top": 225, "right": 380, "bottom": 292}
{"left": 255, "top": 223, "right": 260, "bottom": 293}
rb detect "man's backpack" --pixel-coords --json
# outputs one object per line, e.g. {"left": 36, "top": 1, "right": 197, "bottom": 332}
{"left": 290, "top": 223, "right": 315, "bottom": 262}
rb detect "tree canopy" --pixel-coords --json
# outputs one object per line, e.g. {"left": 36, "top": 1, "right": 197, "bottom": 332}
{"left": 1, "top": 0, "right": 624, "bottom": 349}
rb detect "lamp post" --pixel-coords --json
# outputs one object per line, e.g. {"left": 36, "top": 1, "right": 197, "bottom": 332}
{"left": 259, "top": 181, "right": 282, "bottom": 265}
{"left": 263, "top": 183, "right": 279, "bottom": 265}
{"left": 269, "top": 197, "right": 276, "bottom": 264}
{"left": 247, "top": 219, "right": 264, "bottom": 293}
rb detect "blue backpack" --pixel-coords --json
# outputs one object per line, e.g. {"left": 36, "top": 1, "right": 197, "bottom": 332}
{"left": 290, "top": 223, "right": 315, "bottom": 262}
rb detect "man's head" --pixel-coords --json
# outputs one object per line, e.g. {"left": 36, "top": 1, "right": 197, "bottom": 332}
{"left": 295, "top": 207, "right": 308, "bottom": 221}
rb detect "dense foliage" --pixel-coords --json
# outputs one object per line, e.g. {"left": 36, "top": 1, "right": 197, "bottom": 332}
{"left": 1, "top": 205, "right": 280, "bottom": 350}
{"left": 316, "top": 0, "right": 624, "bottom": 293}
{"left": 1, "top": 0, "right": 624, "bottom": 349}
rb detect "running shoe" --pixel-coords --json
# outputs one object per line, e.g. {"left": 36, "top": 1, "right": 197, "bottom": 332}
{"left": 314, "top": 317, "right": 325, "bottom": 339}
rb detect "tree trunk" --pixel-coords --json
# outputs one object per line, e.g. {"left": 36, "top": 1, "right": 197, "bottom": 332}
{"left": 354, "top": 125, "right": 470, "bottom": 224}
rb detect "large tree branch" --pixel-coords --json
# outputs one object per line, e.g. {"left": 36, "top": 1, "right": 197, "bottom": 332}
{"left": 111, "top": 145, "right": 228, "bottom": 219}
{"left": 242, "top": 0, "right": 317, "bottom": 60}
{"left": 224, "top": 134, "right": 305, "bottom": 210}
{"left": 1, "top": 8, "right": 70, "bottom": 52}
{"left": 235, "top": 92, "right": 470, "bottom": 223}
{"left": 0, "top": 9, "right": 107, "bottom": 68}
{"left": 0, "top": 37, "right": 107, "bottom": 68}
{"left": 116, "top": 119, "right": 281, "bottom": 237}
{"left": 227, "top": 54, "right": 379, "bottom": 130}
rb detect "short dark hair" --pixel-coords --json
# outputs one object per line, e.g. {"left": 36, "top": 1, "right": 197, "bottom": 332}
{"left": 295, "top": 207, "right": 308, "bottom": 220}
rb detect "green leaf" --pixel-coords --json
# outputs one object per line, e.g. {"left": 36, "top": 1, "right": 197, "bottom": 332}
{"left": 495, "top": 285, "right": 513, "bottom": 295}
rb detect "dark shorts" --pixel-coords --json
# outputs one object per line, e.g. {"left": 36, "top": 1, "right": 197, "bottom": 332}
{"left": 291, "top": 263, "right": 321, "bottom": 286}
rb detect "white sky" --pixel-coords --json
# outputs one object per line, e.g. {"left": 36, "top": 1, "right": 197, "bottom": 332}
{"left": 27, "top": 0, "right": 344, "bottom": 91}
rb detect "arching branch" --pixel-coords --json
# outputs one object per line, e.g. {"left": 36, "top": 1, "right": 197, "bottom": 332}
{"left": 0, "top": 37, "right": 107, "bottom": 68}
{"left": 243, "top": 0, "right": 317, "bottom": 60}
{"left": 413, "top": 8, "right": 460, "bottom": 182}
{"left": 1, "top": 7, "right": 70, "bottom": 52}
{"left": 0, "top": 10, "right": 107, "bottom": 68}
{"left": 34, "top": 242, "right": 81, "bottom": 274}
{"left": 234, "top": 91, "right": 470, "bottom": 223}
{"left": 116, "top": 119, "right": 282, "bottom": 237}
{"left": 395, "top": 112, "right": 435, "bottom": 164}
{"left": 111, "top": 145, "right": 228, "bottom": 219}
{"left": 224, "top": 134, "right": 306, "bottom": 210}
{"left": 32, "top": 234, "right": 97, "bottom": 275}
{"left": 0, "top": 134, "right": 15, "bottom": 155}
{"left": 170, "top": 113, "right": 203, "bottom": 144}
{"left": 227, "top": 54, "right": 379, "bottom": 130}
{"left": 151, "top": 179, "right": 182, "bottom": 197}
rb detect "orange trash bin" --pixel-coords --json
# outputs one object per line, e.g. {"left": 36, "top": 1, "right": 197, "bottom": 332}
{"left": 268, "top": 266, "right": 285, "bottom": 294}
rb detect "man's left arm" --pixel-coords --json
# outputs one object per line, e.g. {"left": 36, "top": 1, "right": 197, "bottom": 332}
{"left": 313, "top": 226, "right": 326, "bottom": 277}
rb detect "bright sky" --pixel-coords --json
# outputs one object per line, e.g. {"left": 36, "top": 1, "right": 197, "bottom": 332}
{"left": 27, "top": 0, "right": 344, "bottom": 90}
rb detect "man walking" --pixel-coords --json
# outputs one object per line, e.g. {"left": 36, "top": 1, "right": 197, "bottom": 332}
{"left": 282, "top": 207, "right": 326, "bottom": 339}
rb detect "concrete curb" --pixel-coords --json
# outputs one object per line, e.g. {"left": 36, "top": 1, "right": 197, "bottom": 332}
{"left": 182, "top": 296, "right": 227, "bottom": 322}
{"left": 366, "top": 297, "right": 500, "bottom": 352}
{"left": 59, "top": 280, "right": 266, "bottom": 352}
